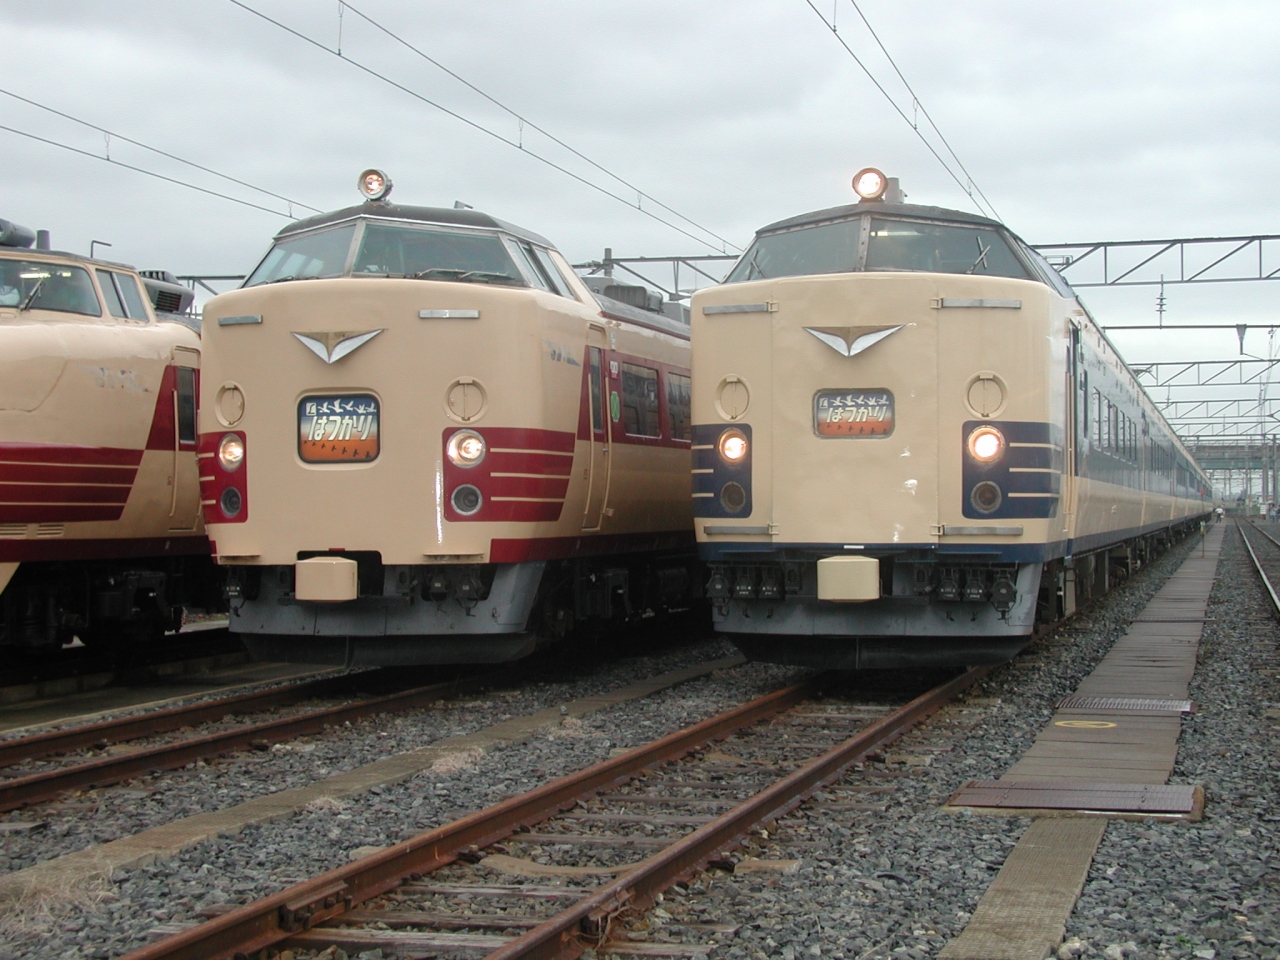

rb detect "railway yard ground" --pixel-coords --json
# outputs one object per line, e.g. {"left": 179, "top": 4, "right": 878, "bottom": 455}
{"left": 0, "top": 522, "right": 1273, "bottom": 960}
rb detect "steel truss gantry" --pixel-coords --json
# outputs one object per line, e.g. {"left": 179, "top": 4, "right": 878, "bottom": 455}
{"left": 1033, "top": 233, "right": 1280, "bottom": 288}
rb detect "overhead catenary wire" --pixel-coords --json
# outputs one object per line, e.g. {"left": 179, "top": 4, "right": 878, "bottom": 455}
{"left": 844, "top": 0, "right": 1001, "bottom": 222}
{"left": 339, "top": 1, "right": 741, "bottom": 254}
{"left": 0, "top": 86, "right": 323, "bottom": 217}
{"left": 0, "top": 122, "right": 296, "bottom": 219}
{"left": 801, "top": 0, "right": 1001, "bottom": 221}
{"left": 227, "top": 0, "right": 736, "bottom": 255}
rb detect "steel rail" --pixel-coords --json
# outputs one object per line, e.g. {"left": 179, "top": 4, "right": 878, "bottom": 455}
{"left": 1237, "top": 519, "right": 1280, "bottom": 617}
{"left": 122, "top": 667, "right": 986, "bottom": 960}
{"left": 0, "top": 672, "right": 350, "bottom": 769}
{"left": 0, "top": 673, "right": 493, "bottom": 812}
{"left": 119, "top": 680, "right": 816, "bottom": 960}
{"left": 484, "top": 666, "right": 986, "bottom": 960}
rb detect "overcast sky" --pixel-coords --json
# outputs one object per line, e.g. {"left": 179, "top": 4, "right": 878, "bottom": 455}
{"left": 3, "top": 0, "right": 1278, "bottom": 377}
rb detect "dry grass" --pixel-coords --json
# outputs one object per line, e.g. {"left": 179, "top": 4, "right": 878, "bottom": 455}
{"left": 303, "top": 795, "right": 349, "bottom": 815}
{"left": 547, "top": 716, "right": 588, "bottom": 740}
{"left": 428, "top": 746, "right": 485, "bottom": 776}
{"left": 0, "top": 869, "right": 117, "bottom": 941}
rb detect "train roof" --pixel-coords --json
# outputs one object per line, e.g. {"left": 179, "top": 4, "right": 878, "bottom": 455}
{"left": 276, "top": 202, "right": 557, "bottom": 250}
{"left": 755, "top": 200, "right": 1006, "bottom": 236}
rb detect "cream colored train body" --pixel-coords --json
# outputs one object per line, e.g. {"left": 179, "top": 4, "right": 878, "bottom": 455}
{"left": 0, "top": 221, "right": 214, "bottom": 652}
{"left": 199, "top": 191, "right": 695, "bottom": 665}
{"left": 691, "top": 184, "right": 1210, "bottom": 668}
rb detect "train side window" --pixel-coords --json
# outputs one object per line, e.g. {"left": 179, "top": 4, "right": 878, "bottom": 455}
{"left": 114, "top": 272, "right": 150, "bottom": 320}
{"left": 667, "top": 373, "right": 692, "bottom": 442}
{"left": 1093, "top": 390, "right": 1103, "bottom": 448}
{"left": 176, "top": 367, "right": 197, "bottom": 444}
{"left": 588, "top": 347, "right": 604, "bottom": 434}
{"left": 507, "top": 240, "right": 551, "bottom": 292}
{"left": 621, "top": 363, "right": 660, "bottom": 437}
{"left": 96, "top": 269, "right": 127, "bottom": 318}
{"left": 530, "top": 246, "right": 574, "bottom": 298}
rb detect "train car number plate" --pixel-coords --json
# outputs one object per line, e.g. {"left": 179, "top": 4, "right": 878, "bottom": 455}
{"left": 814, "top": 388, "right": 894, "bottom": 437}
{"left": 298, "top": 394, "right": 380, "bottom": 462}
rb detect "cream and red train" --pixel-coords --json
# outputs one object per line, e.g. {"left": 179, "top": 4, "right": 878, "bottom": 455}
{"left": 691, "top": 169, "right": 1211, "bottom": 669}
{"left": 199, "top": 171, "right": 696, "bottom": 665}
{"left": 0, "top": 219, "right": 217, "bottom": 653}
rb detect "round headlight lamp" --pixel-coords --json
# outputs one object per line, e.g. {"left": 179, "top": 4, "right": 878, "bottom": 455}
{"left": 357, "top": 168, "right": 393, "bottom": 201}
{"left": 967, "top": 425, "right": 1005, "bottom": 463}
{"left": 218, "top": 433, "right": 245, "bottom": 472}
{"left": 446, "top": 429, "right": 486, "bottom": 467}
{"left": 717, "top": 428, "right": 749, "bottom": 464}
{"left": 852, "top": 167, "right": 888, "bottom": 201}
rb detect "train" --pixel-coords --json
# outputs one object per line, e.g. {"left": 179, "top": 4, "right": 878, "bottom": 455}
{"left": 198, "top": 170, "right": 698, "bottom": 666}
{"left": 0, "top": 218, "right": 220, "bottom": 654}
{"left": 690, "top": 168, "right": 1212, "bottom": 669}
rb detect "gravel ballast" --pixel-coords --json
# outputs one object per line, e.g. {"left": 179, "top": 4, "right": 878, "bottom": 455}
{"left": 3, "top": 526, "right": 1274, "bottom": 960}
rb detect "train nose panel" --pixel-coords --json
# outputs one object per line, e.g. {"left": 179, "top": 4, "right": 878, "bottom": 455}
{"left": 766, "top": 275, "right": 940, "bottom": 547}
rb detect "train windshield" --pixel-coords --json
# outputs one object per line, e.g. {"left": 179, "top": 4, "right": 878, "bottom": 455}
{"left": 725, "top": 215, "right": 1030, "bottom": 283}
{"left": 245, "top": 225, "right": 357, "bottom": 286}
{"left": 865, "top": 219, "right": 1029, "bottom": 278}
{"left": 0, "top": 260, "right": 101, "bottom": 316}
{"left": 354, "top": 224, "right": 525, "bottom": 286}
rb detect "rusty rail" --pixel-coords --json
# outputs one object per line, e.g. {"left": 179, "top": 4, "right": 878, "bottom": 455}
{"left": 1237, "top": 518, "right": 1280, "bottom": 616}
{"left": 0, "top": 672, "right": 350, "bottom": 769}
{"left": 121, "top": 667, "right": 986, "bottom": 960}
{"left": 0, "top": 672, "right": 495, "bottom": 812}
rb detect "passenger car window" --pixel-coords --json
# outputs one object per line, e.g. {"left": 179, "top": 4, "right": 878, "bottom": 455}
{"left": 667, "top": 373, "right": 691, "bottom": 442}
{"left": 0, "top": 260, "right": 101, "bottom": 316}
{"left": 621, "top": 363, "right": 660, "bottom": 437}
{"left": 530, "top": 246, "right": 574, "bottom": 298}
{"left": 176, "top": 367, "right": 197, "bottom": 444}
{"left": 245, "top": 224, "right": 357, "bottom": 286}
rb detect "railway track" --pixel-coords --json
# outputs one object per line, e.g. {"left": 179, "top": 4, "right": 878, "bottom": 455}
{"left": 127, "top": 667, "right": 985, "bottom": 960}
{"left": 1236, "top": 518, "right": 1280, "bottom": 615}
{"left": 0, "top": 668, "right": 497, "bottom": 812}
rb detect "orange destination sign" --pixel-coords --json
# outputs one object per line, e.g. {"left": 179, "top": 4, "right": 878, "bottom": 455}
{"left": 298, "top": 394, "right": 380, "bottom": 462}
{"left": 814, "top": 388, "right": 895, "bottom": 437}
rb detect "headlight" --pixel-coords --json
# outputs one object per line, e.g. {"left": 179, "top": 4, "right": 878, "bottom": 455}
{"left": 357, "top": 168, "right": 393, "bottom": 201}
{"left": 446, "top": 429, "right": 486, "bottom": 467}
{"left": 718, "top": 428, "right": 749, "bottom": 464}
{"left": 852, "top": 167, "right": 887, "bottom": 201}
{"left": 966, "top": 426, "right": 1005, "bottom": 463}
{"left": 218, "top": 433, "right": 245, "bottom": 472}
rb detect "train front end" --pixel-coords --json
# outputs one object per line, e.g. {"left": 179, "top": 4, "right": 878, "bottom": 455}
{"left": 691, "top": 171, "right": 1074, "bottom": 668}
{"left": 200, "top": 174, "right": 600, "bottom": 665}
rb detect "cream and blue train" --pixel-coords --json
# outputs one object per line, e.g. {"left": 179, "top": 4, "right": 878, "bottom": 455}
{"left": 691, "top": 169, "right": 1210, "bottom": 668}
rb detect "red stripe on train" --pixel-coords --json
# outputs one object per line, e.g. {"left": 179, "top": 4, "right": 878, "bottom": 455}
{"left": 483, "top": 427, "right": 576, "bottom": 453}
{"left": 0, "top": 484, "right": 133, "bottom": 504}
{"left": 0, "top": 444, "right": 143, "bottom": 466}
{"left": 0, "top": 535, "right": 210, "bottom": 563}
{"left": 489, "top": 529, "right": 696, "bottom": 563}
{"left": 0, "top": 504, "right": 125, "bottom": 523}
{"left": 0, "top": 463, "right": 139, "bottom": 485}
{"left": 485, "top": 451, "right": 574, "bottom": 476}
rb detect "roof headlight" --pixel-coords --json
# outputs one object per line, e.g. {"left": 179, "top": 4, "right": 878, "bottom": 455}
{"left": 852, "top": 167, "right": 888, "bottom": 201}
{"left": 718, "top": 428, "right": 749, "bottom": 465}
{"left": 446, "top": 429, "right": 486, "bottom": 467}
{"left": 358, "top": 168, "right": 393, "bottom": 202}
{"left": 218, "top": 433, "right": 245, "bottom": 472}
{"left": 967, "top": 425, "right": 1005, "bottom": 463}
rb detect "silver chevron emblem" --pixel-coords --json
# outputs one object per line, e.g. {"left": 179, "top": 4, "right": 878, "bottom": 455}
{"left": 293, "top": 329, "right": 384, "bottom": 364}
{"left": 804, "top": 324, "right": 904, "bottom": 358}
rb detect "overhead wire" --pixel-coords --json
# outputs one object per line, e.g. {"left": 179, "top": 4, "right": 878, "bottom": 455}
{"left": 801, "top": 0, "right": 1001, "bottom": 221}
{"left": 0, "top": 121, "right": 296, "bottom": 218}
{"left": 338, "top": 1, "right": 741, "bottom": 253}
{"left": 226, "top": 0, "right": 736, "bottom": 254}
{"left": 844, "top": 0, "right": 1001, "bottom": 221}
{"left": 0, "top": 86, "right": 323, "bottom": 216}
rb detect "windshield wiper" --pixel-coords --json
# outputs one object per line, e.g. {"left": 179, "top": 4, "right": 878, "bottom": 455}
{"left": 746, "top": 251, "right": 766, "bottom": 280}
{"left": 18, "top": 278, "right": 45, "bottom": 312}
{"left": 411, "top": 268, "right": 521, "bottom": 285}
{"left": 965, "top": 237, "right": 991, "bottom": 274}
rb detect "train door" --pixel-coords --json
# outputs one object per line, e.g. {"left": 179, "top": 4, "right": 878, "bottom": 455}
{"left": 169, "top": 347, "right": 201, "bottom": 531}
{"left": 581, "top": 327, "right": 613, "bottom": 531}
{"left": 1064, "top": 323, "right": 1085, "bottom": 539}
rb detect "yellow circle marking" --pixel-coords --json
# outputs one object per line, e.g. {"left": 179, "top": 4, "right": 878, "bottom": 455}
{"left": 1055, "top": 720, "right": 1117, "bottom": 729}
